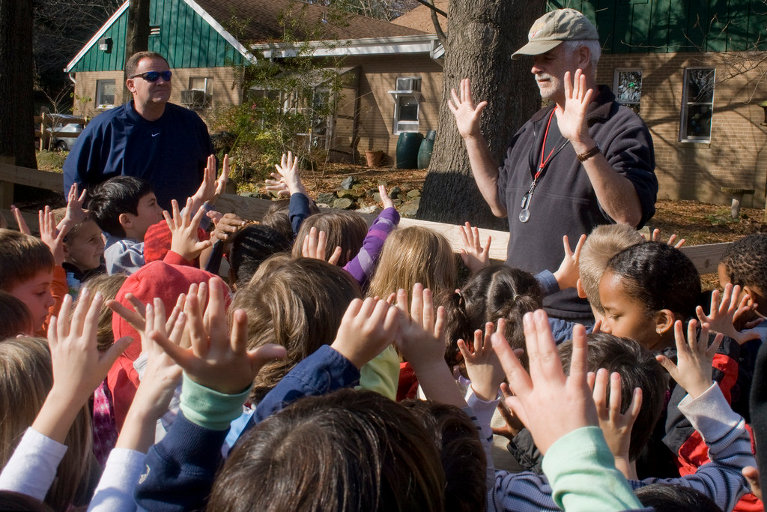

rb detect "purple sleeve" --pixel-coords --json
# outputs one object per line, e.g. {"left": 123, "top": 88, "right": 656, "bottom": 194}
{"left": 343, "top": 207, "right": 400, "bottom": 291}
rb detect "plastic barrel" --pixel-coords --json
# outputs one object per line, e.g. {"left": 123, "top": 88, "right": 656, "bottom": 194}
{"left": 396, "top": 132, "right": 424, "bottom": 169}
{"left": 417, "top": 130, "right": 436, "bottom": 169}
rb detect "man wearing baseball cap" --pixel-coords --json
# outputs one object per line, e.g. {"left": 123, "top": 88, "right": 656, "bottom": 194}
{"left": 449, "top": 8, "right": 657, "bottom": 338}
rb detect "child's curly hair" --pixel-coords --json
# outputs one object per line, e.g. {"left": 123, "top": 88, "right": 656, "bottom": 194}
{"left": 720, "top": 233, "right": 767, "bottom": 293}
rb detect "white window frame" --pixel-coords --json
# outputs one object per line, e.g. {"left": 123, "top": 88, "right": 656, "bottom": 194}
{"left": 189, "top": 77, "right": 210, "bottom": 94}
{"left": 613, "top": 68, "right": 642, "bottom": 112}
{"left": 95, "top": 79, "right": 116, "bottom": 110}
{"left": 389, "top": 76, "right": 422, "bottom": 134}
{"left": 680, "top": 67, "right": 716, "bottom": 143}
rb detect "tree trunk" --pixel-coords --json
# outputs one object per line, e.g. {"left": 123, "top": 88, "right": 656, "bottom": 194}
{"left": 0, "top": 0, "right": 37, "bottom": 170}
{"left": 417, "top": 0, "right": 545, "bottom": 229}
{"left": 123, "top": 0, "right": 151, "bottom": 100}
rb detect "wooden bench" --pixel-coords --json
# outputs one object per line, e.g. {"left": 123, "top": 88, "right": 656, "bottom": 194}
{"left": 0, "top": 163, "right": 730, "bottom": 274}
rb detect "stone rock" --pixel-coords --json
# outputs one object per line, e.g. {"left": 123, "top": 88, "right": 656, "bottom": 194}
{"left": 333, "top": 197, "right": 355, "bottom": 210}
{"left": 400, "top": 198, "right": 420, "bottom": 217}
{"left": 341, "top": 176, "right": 355, "bottom": 190}
{"left": 389, "top": 186, "right": 402, "bottom": 199}
{"left": 337, "top": 189, "right": 359, "bottom": 200}
{"left": 356, "top": 205, "right": 379, "bottom": 214}
{"left": 406, "top": 189, "right": 421, "bottom": 199}
{"left": 317, "top": 192, "right": 336, "bottom": 205}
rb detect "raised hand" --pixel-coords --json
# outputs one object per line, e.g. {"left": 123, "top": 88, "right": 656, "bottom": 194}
{"left": 150, "top": 277, "right": 285, "bottom": 395}
{"left": 656, "top": 319, "right": 723, "bottom": 399}
{"left": 696, "top": 283, "right": 762, "bottom": 345}
{"left": 34, "top": 288, "right": 132, "bottom": 442}
{"left": 554, "top": 69, "right": 594, "bottom": 146}
{"left": 493, "top": 310, "right": 597, "bottom": 455}
{"left": 164, "top": 197, "right": 213, "bottom": 261}
{"left": 743, "top": 466, "right": 763, "bottom": 501}
{"left": 458, "top": 221, "right": 491, "bottom": 274}
{"left": 649, "top": 228, "right": 685, "bottom": 248}
{"left": 395, "top": 283, "right": 464, "bottom": 408}
{"left": 58, "top": 183, "right": 87, "bottom": 231}
{"left": 553, "top": 233, "right": 586, "bottom": 290}
{"left": 211, "top": 212, "right": 246, "bottom": 244}
{"left": 395, "top": 283, "right": 446, "bottom": 368}
{"left": 378, "top": 184, "right": 395, "bottom": 210}
{"left": 301, "top": 226, "right": 342, "bottom": 265}
{"left": 330, "top": 297, "right": 399, "bottom": 369}
{"left": 107, "top": 291, "right": 185, "bottom": 345}
{"left": 458, "top": 320, "right": 505, "bottom": 401}
{"left": 213, "top": 154, "right": 230, "bottom": 200}
{"left": 10, "top": 204, "right": 31, "bottom": 235}
{"left": 590, "top": 369, "right": 641, "bottom": 479}
{"left": 39, "top": 205, "right": 68, "bottom": 265}
{"left": 266, "top": 151, "right": 306, "bottom": 197}
{"left": 448, "top": 78, "right": 488, "bottom": 140}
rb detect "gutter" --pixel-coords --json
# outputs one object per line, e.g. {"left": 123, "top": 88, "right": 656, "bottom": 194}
{"left": 251, "top": 34, "right": 440, "bottom": 59}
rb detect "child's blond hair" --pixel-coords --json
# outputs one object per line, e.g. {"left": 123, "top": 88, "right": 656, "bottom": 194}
{"left": 578, "top": 224, "right": 643, "bottom": 312}
{"left": 368, "top": 226, "right": 456, "bottom": 302}
{"left": 52, "top": 207, "right": 97, "bottom": 244}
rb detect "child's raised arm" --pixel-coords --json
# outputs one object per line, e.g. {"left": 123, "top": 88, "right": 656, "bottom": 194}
{"left": 457, "top": 320, "right": 506, "bottom": 402}
{"left": 87, "top": 297, "right": 186, "bottom": 511}
{"left": 0, "top": 289, "right": 130, "bottom": 502}
{"left": 492, "top": 310, "right": 644, "bottom": 511}
{"left": 342, "top": 185, "right": 400, "bottom": 291}
{"left": 590, "top": 369, "right": 642, "bottom": 480}
{"left": 394, "top": 283, "right": 466, "bottom": 408}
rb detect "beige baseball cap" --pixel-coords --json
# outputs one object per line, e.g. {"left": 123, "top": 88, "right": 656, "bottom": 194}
{"left": 511, "top": 8, "right": 599, "bottom": 59}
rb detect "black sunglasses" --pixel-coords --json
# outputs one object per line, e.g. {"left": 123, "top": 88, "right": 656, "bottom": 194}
{"left": 130, "top": 70, "right": 172, "bottom": 82}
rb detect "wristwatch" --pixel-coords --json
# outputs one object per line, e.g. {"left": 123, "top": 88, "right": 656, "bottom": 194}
{"left": 577, "top": 144, "right": 601, "bottom": 162}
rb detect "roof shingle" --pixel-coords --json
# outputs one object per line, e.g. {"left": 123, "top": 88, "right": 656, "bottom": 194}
{"left": 194, "top": 0, "right": 426, "bottom": 43}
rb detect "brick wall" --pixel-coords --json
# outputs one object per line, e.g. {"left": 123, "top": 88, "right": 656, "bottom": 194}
{"left": 73, "top": 66, "right": 242, "bottom": 122}
{"left": 343, "top": 54, "right": 443, "bottom": 160}
{"left": 597, "top": 52, "right": 767, "bottom": 207}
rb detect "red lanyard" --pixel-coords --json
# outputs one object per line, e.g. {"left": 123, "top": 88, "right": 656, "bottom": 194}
{"left": 536, "top": 109, "right": 558, "bottom": 179}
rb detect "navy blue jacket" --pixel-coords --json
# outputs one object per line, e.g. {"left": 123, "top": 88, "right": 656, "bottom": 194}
{"left": 63, "top": 101, "right": 212, "bottom": 209}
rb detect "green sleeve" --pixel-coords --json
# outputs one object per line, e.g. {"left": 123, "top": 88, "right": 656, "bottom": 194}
{"left": 357, "top": 345, "right": 400, "bottom": 400}
{"left": 542, "top": 426, "right": 643, "bottom": 512}
{"left": 179, "top": 373, "right": 250, "bottom": 430}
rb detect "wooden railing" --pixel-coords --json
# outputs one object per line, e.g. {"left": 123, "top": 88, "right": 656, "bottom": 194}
{"left": 0, "top": 163, "right": 729, "bottom": 274}
{"left": 34, "top": 114, "right": 89, "bottom": 151}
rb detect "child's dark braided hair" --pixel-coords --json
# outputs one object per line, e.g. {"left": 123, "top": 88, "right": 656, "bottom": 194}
{"left": 442, "top": 264, "right": 542, "bottom": 374}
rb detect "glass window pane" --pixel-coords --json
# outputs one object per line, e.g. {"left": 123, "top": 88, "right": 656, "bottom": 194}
{"left": 685, "top": 104, "right": 712, "bottom": 138}
{"left": 97, "top": 80, "right": 115, "bottom": 105}
{"left": 398, "top": 96, "right": 418, "bottom": 121}
{"left": 190, "top": 77, "right": 207, "bottom": 91}
{"left": 686, "top": 69, "right": 714, "bottom": 103}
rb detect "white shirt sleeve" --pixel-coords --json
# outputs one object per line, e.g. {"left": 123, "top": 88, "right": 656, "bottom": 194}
{"left": 87, "top": 448, "right": 146, "bottom": 512}
{"left": 0, "top": 427, "right": 67, "bottom": 501}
